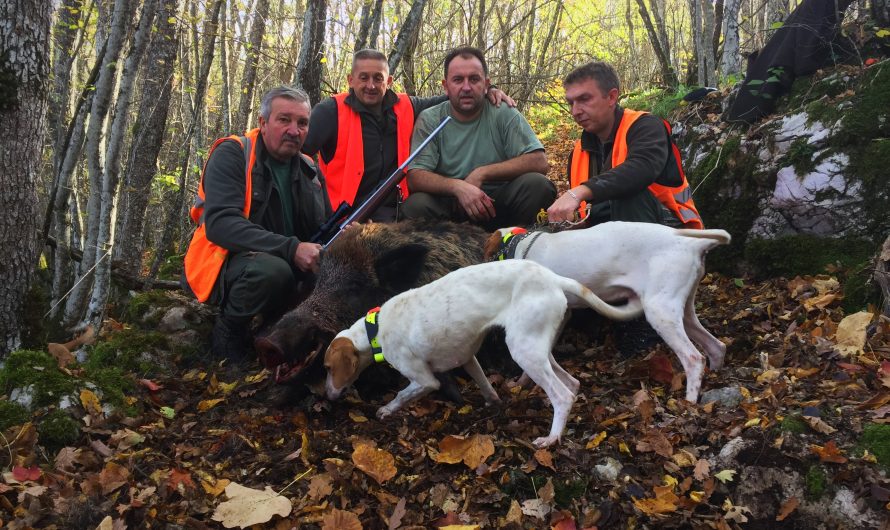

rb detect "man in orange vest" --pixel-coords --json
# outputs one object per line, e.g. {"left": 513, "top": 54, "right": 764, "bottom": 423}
{"left": 546, "top": 61, "right": 702, "bottom": 229}
{"left": 545, "top": 61, "right": 703, "bottom": 357}
{"left": 303, "top": 49, "right": 513, "bottom": 222}
{"left": 183, "top": 86, "right": 331, "bottom": 361}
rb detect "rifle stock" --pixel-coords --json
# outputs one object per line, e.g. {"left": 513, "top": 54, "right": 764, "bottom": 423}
{"left": 321, "top": 115, "right": 452, "bottom": 248}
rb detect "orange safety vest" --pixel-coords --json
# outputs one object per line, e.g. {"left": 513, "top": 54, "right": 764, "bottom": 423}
{"left": 183, "top": 128, "right": 313, "bottom": 302}
{"left": 318, "top": 92, "right": 415, "bottom": 208}
{"left": 569, "top": 109, "right": 703, "bottom": 229}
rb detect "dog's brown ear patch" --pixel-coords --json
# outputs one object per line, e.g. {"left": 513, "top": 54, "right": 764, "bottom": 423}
{"left": 483, "top": 231, "right": 503, "bottom": 261}
{"left": 325, "top": 337, "right": 358, "bottom": 388}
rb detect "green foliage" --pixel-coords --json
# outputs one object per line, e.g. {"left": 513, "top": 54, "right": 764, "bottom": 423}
{"left": 0, "top": 350, "right": 77, "bottom": 408}
{"left": 38, "top": 410, "right": 81, "bottom": 452}
{"left": 835, "top": 63, "right": 890, "bottom": 145}
{"left": 553, "top": 476, "right": 590, "bottom": 506}
{"left": 82, "top": 367, "right": 134, "bottom": 410}
{"left": 744, "top": 235, "right": 874, "bottom": 278}
{"left": 157, "top": 253, "right": 185, "bottom": 281}
{"left": 805, "top": 465, "right": 828, "bottom": 499}
{"left": 847, "top": 138, "right": 890, "bottom": 239}
{"left": 860, "top": 423, "right": 890, "bottom": 470}
{"left": 621, "top": 86, "right": 687, "bottom": 119}
{"left": 780, "top": 137, "right": 819, "bottom": 175}
{"left": 779, "top": 414, "right": 808, "bottom": 434}
{"left": 85, "top": 328, "right": 168, "bottom": 375}
{"left": 126, "top": 290, "right": 176, "bottom": 323}
{"left": 0, "top": 401, "right": 30, "bottom": 431}
{"left": 525, "top": 100, "right": 574, "bottom": 145}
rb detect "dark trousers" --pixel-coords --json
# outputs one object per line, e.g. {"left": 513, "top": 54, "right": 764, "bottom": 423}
{"left": 400, "top": 172, "right": 556, "bottom": 230}
{"left": 589, "top": 188, "right": 682, "bottom": 227}
{"left": 208, "top": 252, "right": 305, "bottom": 324}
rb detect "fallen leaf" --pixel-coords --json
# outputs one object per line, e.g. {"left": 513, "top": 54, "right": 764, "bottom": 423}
{"left": 48, "top": 342, "right": 75, "bottom": 370}
{"left": 433, "top": 434, "right": 494, "bottom": 469}
{"left": 139, "top": 379, "right": 162, "bottom": 391}
{"left": 168, "top": 468, "right": 195, "bottom": 492}
{"left": 521, "top": 497, "right": 550, "bottom": 519}
{"left": 97, "top": 516, "right": 113, "bottom": 530}
{"left": 586, "top": 431, "right": 607, "bottom": 450}
{"left": 212, "top": 482, "right": 292, "bottom": 528}
{"left": 308, "top": 473, "right": 333, "bottom": 500}
{"left": 723, "top": 498, "right": 752, "bottom": 523}
{"left": 803, "top": 416, "right": 837, "bottom": 434}
{"left": 201, "top": 476, "right": 231, "bottom": 497}
{"left": 12, "top": 465, "right": 41, "bottom": 482}
{"left": 776, "top": 496, "right": 799, "bottom": 521}
{"left": 649, "top": 354, "right": 674, "bottom": 384}
{"left": 633, "top": 485, "right": 679, "bottom": 515}
{"left": 503, "top": 499, "right": 522, "bottom": 524}
{"left": 349, "top": 411, "right": 368, "bottom": 423}
{"left": 636, "top": 429, "right": 673, "bottom": 458}
{"left": 834, "top": 311, "right": 872, "bottom": 357}
{"left": 99, "top": 462, "right": 130, "bottom": 495}
{"left": 80, "top": 389, "right": 103, "bottom": 416}
{"left": 55, "top": 447, "right": 79, "bottom": 472}
{"left": 388, "top": 497, "right": 406, "bottom": 530}
{"left": 534, "top": 449, "right": 556, "bottom": 470}
{"left": 693, "top": 459, "right": 710, "bottom": 481}
{"left": 352, "top": 441, "right": 397, "bottom": 484}
{"left": 159, "top": 406, "right": 175, "bottom": 419}
{"left": 320, "top": 508, "right": 362, "bottom": 530}
{"left": 714, "top": 469, "right": 736, "bottom": 483}
{"left": 810, "top": 440, "right": 848, "bottom": 464}
{"left": 198, "top": 398, "right": 225, "bottom": 412}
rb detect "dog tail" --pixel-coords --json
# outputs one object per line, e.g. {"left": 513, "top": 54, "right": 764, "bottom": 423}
{"left": 559, "top": 277, "right": 644, "bottom": 321}
{"left": 676, "top": 228, "right": 731, "bottom": 248}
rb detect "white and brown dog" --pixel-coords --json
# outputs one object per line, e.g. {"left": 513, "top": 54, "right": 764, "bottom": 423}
{"left": 485, "top": 221, "right": 731, "bottom": 403}
{"left": 324, "top": 259, "right": 642, "bottom": 448}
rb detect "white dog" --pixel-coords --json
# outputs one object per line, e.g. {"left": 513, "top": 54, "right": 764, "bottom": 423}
{"left": 324, "top": 260, "right": 642, "bottom": 448}
{"left": 485, "top": 221, "right": 730, "bottom": 402}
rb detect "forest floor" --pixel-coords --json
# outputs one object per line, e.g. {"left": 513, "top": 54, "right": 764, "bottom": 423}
{"left": 2, "top": 272, "right": 890, "bottom": 529}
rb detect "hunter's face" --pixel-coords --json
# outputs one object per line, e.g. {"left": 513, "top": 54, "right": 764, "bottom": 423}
{"left": 259, "top": 97, "right": 310, "bottom": 162}
{"left": 442, "top": 55, "right": 490, "bottom": 120}
{"left": 348, "top": 59, "right": 393, "bottom": 109}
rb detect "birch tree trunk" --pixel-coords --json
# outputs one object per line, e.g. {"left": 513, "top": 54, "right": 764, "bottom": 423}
{"left": 720, "top": 0, "right": 743, "bottom": 77}
{"left": 388, "top": 0, "right": 428, "bottom": 78}
{"left": 234, "top": 0, "right": 268, "bottom": 132}
{"left": 48, "top": 0, "right": 82, "bottom": 177}
{"left": 84, "top": 0, "right": 158, "bottom": 328}
{"left": 294, "top": 0, "right": 326, "bottom": 105}
{"left": 114, "top": 0, "right": 180, "bottom": 279}
{"left": 699, "top": 0, "right": 717, "bottom": 86}
{"left": 147, "top": 0, "right": 222, "bottom": 284}
{"left": 0, "top": 0, "right": 51, "bottom": 355}
{"left": 62, "top": 0, "right": 135, "bottom": 326}
{"left": 636, "top": 0, "right": 679, "bottom": 88}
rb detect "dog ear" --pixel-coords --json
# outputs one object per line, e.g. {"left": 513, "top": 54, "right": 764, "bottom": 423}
{"left": 482, "top": 231, "right": 503, "bottom": 261}
{"left": 326, "top": 337, "right": 359, "bottom": 388}
{"left": 374, "top": 243, "right": 429, "bottom": 292}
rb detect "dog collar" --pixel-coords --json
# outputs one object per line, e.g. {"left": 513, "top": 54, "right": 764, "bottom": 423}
{"left": 364, "top": 307, "right": 385, "bottom": 363}
{"left": 492, "top": 228, "right": 529, "bottom": 261}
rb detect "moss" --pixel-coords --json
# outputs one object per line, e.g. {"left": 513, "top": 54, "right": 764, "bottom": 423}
{"left": 157, "top": 253, "right": 184, "bottom": 281}
{"left": 0, "top": 400, "right": 30, "bottom": 431}
{"left": 744, "top": 235, "right": 874, "bottom": 278}
{"left": 834, "top": 63, "right": 890, "bottom": 145}
{"left": 686, "top": 135, "right": 769, "bottom": 274}
{"left": 779, "top": 414, "right": 808, "bottom": 434}
{"left": 0, "top": 350, "right": 77, "bottom": 408}
{"left": 85, "top": 328, "right": 168, "bottom": 375}
{"left": 126, "top": 289, "right": 176, "bottom": 323}
{"left": 847, "top": 138, "right": 890, "bottom": 240}
{"left": 553, "top": 476, "right": 589, "bottom": 506}
{"left": 621, "top": 87, "right": 686, "bottom": 119}
{"left": 805, "top": 465, "right": 828, "bottom": 499}
{"left": 83, "top": 366, "right": 135, "bottom": 410}
{"left": 780, "top": 137, "right": 819, "bottom": 175}
{"left": 860, "top": 423, "right": 890, "bottom": 469}
{"left": 842, "top": 259, "right": 882, "bottom": 314}
{"left": 782, "top": 74, "right": 850, "bottom": 116}
{"left": 38, "top": 409, "right": 81, "bottom": 452}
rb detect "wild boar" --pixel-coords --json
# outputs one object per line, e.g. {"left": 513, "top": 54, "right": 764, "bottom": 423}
{"left": 255, "top": 220, "right": 489, "bottom": 382}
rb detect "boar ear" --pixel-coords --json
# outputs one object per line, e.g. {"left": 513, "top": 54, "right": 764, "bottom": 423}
{"left": 375, "top": 243, "right": 429, "bottom": 292}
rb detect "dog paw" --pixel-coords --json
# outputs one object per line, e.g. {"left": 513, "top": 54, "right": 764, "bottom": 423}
{"left": 532, "top": 435, "right": 559, "bottom": 448}
{"left": 376, "top": 406, "right": 393, "bottom": 420}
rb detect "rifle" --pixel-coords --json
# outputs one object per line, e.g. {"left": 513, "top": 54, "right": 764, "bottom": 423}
{"left": 313, "top": 115, "right": 453, "bottom": 248}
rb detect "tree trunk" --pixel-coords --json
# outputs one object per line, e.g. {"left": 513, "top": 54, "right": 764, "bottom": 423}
{"left": 475, "top": 0, "right": 486, "bottom": 50}
{"left": 84, "top": 0, "right": 158, "bottom": 328}
{"left": 114, "top": 0, "right": 180, "bottom": 279}
{"left": 354, "top": 0, "right": 383, "bottom": 51}
{"left": 713, "top": 0, "right": 724, "bottom": 65}
{"left": 47, "top": 0, "right": 82, "bottom": 177}
{"left": 720, "top": 0, "right": 743, "bottom": 77}
{"left": 294, "top": 0, "right": 327, "bottom": 105}
{"left": 874, "top": 0, "right": 890, "bottom": 25}
{"left": 63, "top": 0, "right": 135, "bottom": 326}
{"left": 762, "top": 0, "right": 789, "bottom": 45}
{"left": 699, "top": 0, "right": 717, "bottom": 86}
{"left": 876, "top": 235, "right": 890, "bottom": 317}
{"left": 387, "top": 0, "right": 428, "bottom": 78}
{"left": 635, "top": 0, "right": 679, "bottom": 88}
{"left": 234, "top": 0, "right": 268, "bottom": 132}
{"left": 147, "top": 0, "right": 222, "bottom": 284}
{"left": 0, "top": 0, "right": 51, "bottom": 355}
{"left": 626, "top": 0, "right": 638, "bottom": 89}
{"left": 217, "top": 4, "right": 231, "bottom": 133}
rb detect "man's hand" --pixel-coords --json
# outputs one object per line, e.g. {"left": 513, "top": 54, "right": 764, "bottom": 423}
{"left": 547, "top": 187, "right": 591, "bottom": 223}
{"left": 486, "top": 87, "right": 516, "bottom": 108}
{"left": 294, "top": 242, "right": 322, "bottom": 273}
{"left": 454, "top": 179, "right": 496, "bottom": 221}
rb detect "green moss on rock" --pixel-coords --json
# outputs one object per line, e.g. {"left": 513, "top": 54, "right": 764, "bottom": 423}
{"left": 835, "top": 63, "right": 890, "bottom": 145}
{"left": 805, "top": 465, "right": 828, "bottom": 499}
{"left": 126, "top": 289, "right": 176, "bottom": 323}
{"left": 744, "top": 234, "right": 874, "bottom": 278}
{"left": 83, "top": 366, "right": 135, "bottom": 410}
{"left": 780, "top": 414, "right": 808, "bottom": 434}
{"left": 38, "top": 409, "right": 81, "bottom": 452}
{"left": 0, "top": 350, "right": 77, "bottom": 408}
{"left": 0, "top": 400, "right": 30, "bottom": 431}
{"left": 860, "top": 423, "right": 890, "bottom": 469}
{"left": 85, "top": 328, "right": 168, "bottom": 375}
